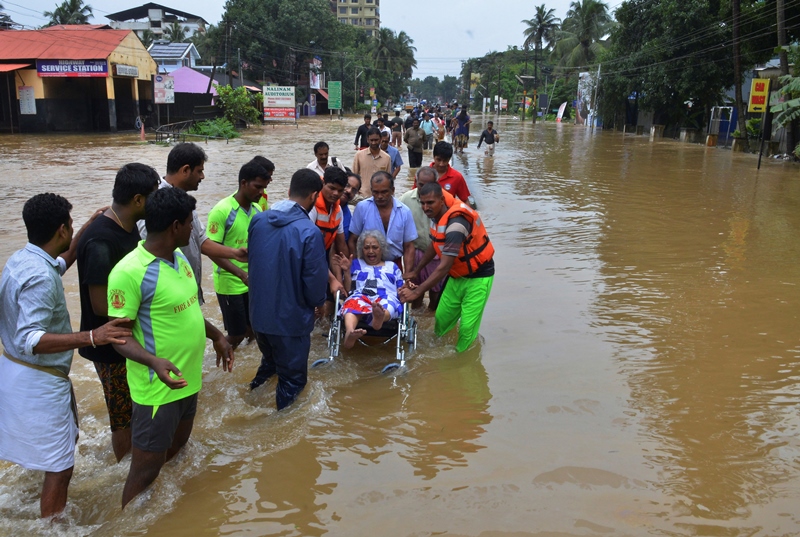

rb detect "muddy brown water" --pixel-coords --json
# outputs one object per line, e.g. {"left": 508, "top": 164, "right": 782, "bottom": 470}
{"left": 1, "top": 117, "right": 800, "bottom": 536}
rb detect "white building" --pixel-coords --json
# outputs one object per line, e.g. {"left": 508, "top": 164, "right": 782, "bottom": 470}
{"left": 148, "top": 41, "right": 201, "bottom": 73}
{"left": 105, "top": 3, "right": 207, "bottom": 40}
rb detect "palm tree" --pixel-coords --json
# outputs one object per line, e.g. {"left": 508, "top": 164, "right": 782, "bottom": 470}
{"left": 163, "top": 21, "right": 188, "bottom": 43}
{"left": 138, "top": 29, "right": 155, "bottom": 48}
{"left": 369, "top": 28, "right": 417, "bottom": 78}
{"left": 522, "top": 5, "right": 560, "bottom": 53}
{"left": 551, "top": 0, "right": 612, "bottom": 69}
{"left": 522, "top": 4, "right": 561, "bottom": 102}
{"left": 43, "top": 0, "right": 92, "bottom": 25}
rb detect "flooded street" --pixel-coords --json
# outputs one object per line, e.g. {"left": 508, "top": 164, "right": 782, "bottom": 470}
{"left": 2, "top": 116, "right": 800, "bottom": 536}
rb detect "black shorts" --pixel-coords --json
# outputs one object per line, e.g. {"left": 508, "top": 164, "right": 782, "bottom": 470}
{"left": 131, "top": 393, "right": 197, "bottom": 452}
{"left": 217, "top": 292, "right": 250, "bottom": 337}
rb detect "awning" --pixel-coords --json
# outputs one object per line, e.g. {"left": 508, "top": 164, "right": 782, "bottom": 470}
{"left": 316, "top": 88, "right": 329, "bottom": 100}
{"left": 0, "top": 63, "right": 31, "bottom": 72}
{"left": 245, "top": 85, "right": 261, "bottom": 92}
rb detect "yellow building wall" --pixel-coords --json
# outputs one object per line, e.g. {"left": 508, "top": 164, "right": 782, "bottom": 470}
{"left": 14, "top": 69, "right": 45, "bottom": 99}
{"left": 107, "top": 32, "right": 158, "bottom": 82}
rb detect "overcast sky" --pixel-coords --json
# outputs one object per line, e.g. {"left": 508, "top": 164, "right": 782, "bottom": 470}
{"left": 4, "top": 0, "right": 589, "bottom": 79}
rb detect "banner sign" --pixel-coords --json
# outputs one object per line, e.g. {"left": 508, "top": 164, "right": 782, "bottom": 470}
{"left": 556, "top": 102, "right": 567, "bottom": 123}
{"left": 153, "top": 75, "right": 174, "bottom": 104}
{"left": 37, "top": 59, "right": 107, "bottom": 77}
{"left": 328, "top": 81, "right": 342, "bottom": 109}
{"left": 748, "top": 78, "right": 770, "bottom": 113}
{"left": 263, "top": 85, "right": 296, "bottom": 120}
{"left": 113, "top": 64, "right": 139, "bottom": 77}
{"left": 309, "top": 57, "right": 321, "bottom": 90}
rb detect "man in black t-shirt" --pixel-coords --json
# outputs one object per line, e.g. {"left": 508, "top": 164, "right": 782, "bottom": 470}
{"left": 390, "top": 111, "right": 404, "bottom": 147}
{"left": 76, "top": 163, "right": 159, "bottom": 462}
{"left": 477, "top": 120, "right": 500, "bottom": 156}
{"left": 353, "top": 114, "right": 372, "bottom": 150}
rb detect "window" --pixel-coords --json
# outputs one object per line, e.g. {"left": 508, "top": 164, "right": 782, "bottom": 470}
{"left": 339, "top": 7, "right": 346, "bottom": 12}
{"left": 365, "top": 29, "right": 372, "bottom": 36}
{"left": 366, "top": 0, "right": 373, "bottom": 3}
{"left": 366, "top": 18, "right": 373, "bottom": 25}
{"left": 339, "top": 17, "right": 347, "bottom": 22}
{"left": 351, "top": 7, "right": 358, "bottom": 13}
{"left": 351, "top": 17, "right": 359, "bottom": 24}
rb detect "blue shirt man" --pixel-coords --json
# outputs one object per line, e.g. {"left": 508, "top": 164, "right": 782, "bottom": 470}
{"left": 347, "top": 171, "right": 418, "bottom": 273}
{"left": 247, "top": 169, "right": 328, "bottom": 409}
{"left": 380, "top": 132, "right": 404, "bottom": 178}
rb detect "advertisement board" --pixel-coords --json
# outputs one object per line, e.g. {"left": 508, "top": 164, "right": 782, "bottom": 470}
{"left": 37, "top": 59, "right": 107, "bottom": 77}
{"left": 18, "top": 86, "right": 35, "bottom": 115}
{"left": 154, "top": 75, "right": 174, "bottom": 104}
{"left": 748, "top": 78, "right": 770, "bottom": 113}
{"left": 263, "top": 85, "right": 296, "bottom": 120}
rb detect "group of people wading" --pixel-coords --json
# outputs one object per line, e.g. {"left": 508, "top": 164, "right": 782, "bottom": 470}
{"left": 0, "top": 133, "right": 496, "bottom": 518}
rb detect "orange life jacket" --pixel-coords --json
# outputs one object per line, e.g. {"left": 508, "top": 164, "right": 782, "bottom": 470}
{"left": 314, "top": 194, "right": 342, "bottom": 251}
{"left": 430, "top": 200, "right": 494, "bottom": 278}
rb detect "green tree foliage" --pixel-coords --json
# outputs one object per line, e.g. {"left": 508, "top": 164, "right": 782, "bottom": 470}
{"left": 771, "top": 47, "right": 800, "bottom": 137}
{"left": 189, "top": 117, "right": 241, "bottom": 138}
{"left": 214, "top": 84, "right": 262, "bottom": 125}
{"left": 216, "top": 0, "right": 416, "bottom": 107}
{"left": 441, "top": 75, "right": 459, "bottom": 102}
{"left": 598, "top": 0, "right": 786, "bottom": 130}
{"left": 163, "top": 21, "right": 188, "bottom": 43}
{"left": 418, "top": 76, "right": 440, "bottom": 101}
{"left": 191, "top": 25, "right": 223, "bottom": 63}
{"left": 522, "top": 5, "right": 560, "bottom": 54}
{"left": 221, "top": 0, "right": 361, "bottom": 87}
{"left": 139, "top": 29, "right": 155, "bottom": 48}
{"left": 43, "top": 0, "right": 92, "bottom": 25}
{"left": 551, "top": 0, "right": 612, "bottom": 69}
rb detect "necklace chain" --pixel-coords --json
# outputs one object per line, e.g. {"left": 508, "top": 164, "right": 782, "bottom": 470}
{"left": 109, "top": 207, "right": 125, "bottom": 229}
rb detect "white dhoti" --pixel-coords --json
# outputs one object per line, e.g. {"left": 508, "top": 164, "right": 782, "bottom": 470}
{"left": 0, "top": 355, "right": 78, "bottom": 472}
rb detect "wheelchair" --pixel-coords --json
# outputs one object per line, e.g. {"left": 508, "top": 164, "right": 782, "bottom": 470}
{"left": 312, "top": 290, "right": 418, "bottom": 373}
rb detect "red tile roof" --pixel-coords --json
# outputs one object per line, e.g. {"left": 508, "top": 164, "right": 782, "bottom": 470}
{"left": 0, "top": 26, "right": 132, "bottom": 61}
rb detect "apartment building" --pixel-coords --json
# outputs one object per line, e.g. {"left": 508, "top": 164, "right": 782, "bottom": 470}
{"left": 330, "top": 0, "right": 380, "bottom": 36}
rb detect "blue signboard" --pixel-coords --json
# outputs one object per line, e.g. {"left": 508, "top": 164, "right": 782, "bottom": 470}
{"left": 36, "top": 59, "right": 108, "bottom": 77}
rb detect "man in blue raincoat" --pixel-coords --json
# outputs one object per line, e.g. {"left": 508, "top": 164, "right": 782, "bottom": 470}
{"left": 248, "top": 169, "right": 329, "bottom": 409}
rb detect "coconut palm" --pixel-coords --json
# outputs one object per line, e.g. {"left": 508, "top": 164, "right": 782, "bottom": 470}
{"left": 551, "top": 0, "right": 612, "bottom": 69}
{"left": 369, "top": 28, "right": 417, "bottom": 78}
{"left": 522, "top": 5, "right": 560, "bottom": 53}
{"left": 163, "top": 21, "right": 188, "bottom": 43}
{"left": 43, "top": 0, "right": 92, "bottom": 25}
{"left": 138, "top": 29, "right": 155, "bottom": 48}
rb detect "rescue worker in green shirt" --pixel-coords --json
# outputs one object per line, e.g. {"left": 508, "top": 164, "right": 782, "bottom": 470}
{"left": 207, "top": 160, "right": 270, "bottom": 348}
{"left": 108, "top": 187, "right": 234, "bottom": 508}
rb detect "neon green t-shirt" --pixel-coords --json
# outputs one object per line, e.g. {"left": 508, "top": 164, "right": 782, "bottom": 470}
{"left": 207, "top": 194, "right": 261, "bottom": 295}
{"left": 107, "top": 242, "right": 206, "bottom": 406}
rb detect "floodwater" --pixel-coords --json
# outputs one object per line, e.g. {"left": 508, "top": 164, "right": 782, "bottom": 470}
{"left": 1, "top": 116, "right": 800, "bottom": 537}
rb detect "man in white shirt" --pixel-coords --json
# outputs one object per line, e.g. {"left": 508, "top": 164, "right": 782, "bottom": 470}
{"left": 307, "top": 141, "right": 347, "bottom": 179}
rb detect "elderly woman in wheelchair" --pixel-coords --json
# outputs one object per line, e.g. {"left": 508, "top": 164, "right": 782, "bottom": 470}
{"left": 332, "top": 229, "right": 416, "bottom": 349}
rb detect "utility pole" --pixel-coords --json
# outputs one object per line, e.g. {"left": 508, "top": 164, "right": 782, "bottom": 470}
{"left": 733, "top": 0, "right": 746, "bottom": 137}
{"left": 777, "top": 0, "right": 793, "bottom": 152}
{"left": 522, "top": 45, "right": 528, "bottom": 122}
{"left": 497, "top": 62, "right": 502, "bottom": 114}
{"left": 238, "top": 48, "right": 242, "bottom": 87}
{"left": 224, "top": 19, "right": 230, "bottom": 86}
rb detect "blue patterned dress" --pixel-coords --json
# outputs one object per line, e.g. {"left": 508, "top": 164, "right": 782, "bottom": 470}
{"left": 340, "top": 259, "right": 404, "bottom": 322}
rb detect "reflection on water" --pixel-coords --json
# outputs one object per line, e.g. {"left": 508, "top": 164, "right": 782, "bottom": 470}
{"left": 2, "top": 118, "right": 800, "bottom": 535}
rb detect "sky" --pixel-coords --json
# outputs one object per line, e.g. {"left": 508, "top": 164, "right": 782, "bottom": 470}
{"left": 3, "top": 0, "right": 587, "bottom": 79}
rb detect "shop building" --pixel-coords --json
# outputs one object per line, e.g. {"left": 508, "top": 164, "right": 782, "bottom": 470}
{"left": 0, "top": 25, "right": 158, "bottom": 133}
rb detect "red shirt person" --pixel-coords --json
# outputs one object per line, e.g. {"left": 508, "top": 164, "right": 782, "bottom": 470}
{"left": 430, "top": 141, "right": 471, "bottom": 201}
